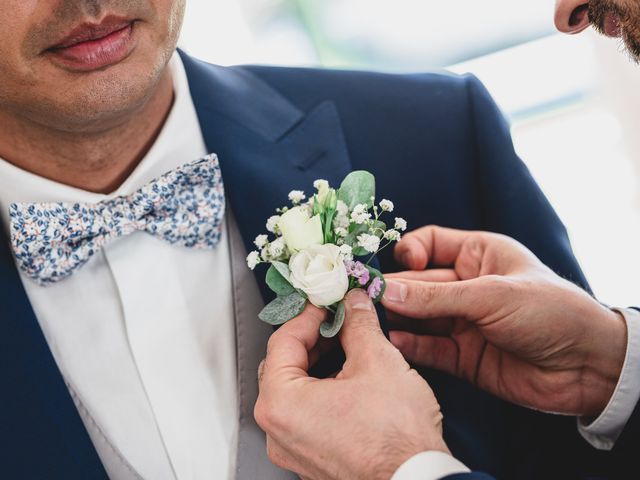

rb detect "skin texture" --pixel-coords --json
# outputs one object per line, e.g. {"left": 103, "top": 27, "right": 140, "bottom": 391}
{"left": 384, "top": 226, "right": 627, "bottom": 418}
{"left": 555, "top": 0, "right": 640, "bottom": 61}
{"left": 255, "top": 290, "right": 450, "bottom": 480}
{"left": 0, "top": 0, "right": 186, "bottom": 193}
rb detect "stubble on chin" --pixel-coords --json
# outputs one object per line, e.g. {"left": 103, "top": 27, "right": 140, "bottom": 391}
{"left": 589, "top": 0, "right": 640, "bottom": 62}
{"left": 14, "top": 0, "right": 184, "bottom": 132}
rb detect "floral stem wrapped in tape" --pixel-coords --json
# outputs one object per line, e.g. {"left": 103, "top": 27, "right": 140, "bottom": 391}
{"left": 247, "top": 171, "right": 407, "bottom": 338}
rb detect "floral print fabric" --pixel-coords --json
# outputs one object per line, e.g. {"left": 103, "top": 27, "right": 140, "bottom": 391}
{"left": 10, "top": 154, "right": 225, "bottom": 286}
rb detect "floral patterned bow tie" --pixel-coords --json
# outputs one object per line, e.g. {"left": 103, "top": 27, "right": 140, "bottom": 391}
{"left": 9, "top": 154, "right": 225, "bottom": 286}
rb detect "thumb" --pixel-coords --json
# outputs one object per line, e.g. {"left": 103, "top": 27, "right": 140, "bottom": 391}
{"left": 339, "top": 289, "right": 388, "bottom": 363}
{"left": 382, "top": 276, "right": 502, "bottom": 321}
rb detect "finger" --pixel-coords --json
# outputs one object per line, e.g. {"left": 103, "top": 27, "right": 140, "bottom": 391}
{"left": 262, "top": 304, "right": 328, "bottom": 384}
{"left": 390, "top": 331, "right": 459, "bottom": 376}
{"left": 339, "top": 289, "right": 389, "bottom": 363}
{"left": 387, "top": 310, "right": 455, "bottom": 337}
{"left": 386, "top": 269, "right": 459, "bottom": 283}
{"left": 382, "top": 277, "right": 502, "bottom": 321}
{"left": 394, "top": 226, "right": 475, "bottom": 269}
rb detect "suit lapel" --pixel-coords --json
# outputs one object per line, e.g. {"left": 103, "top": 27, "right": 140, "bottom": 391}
{"left": 0, "top": 228, "right": 107, "bottom": 478}
{"left": 179, "top": 51, "right": 354, "bottom": 302}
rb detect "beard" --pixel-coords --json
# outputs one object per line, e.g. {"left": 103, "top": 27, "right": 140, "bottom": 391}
{"left": 589, "top": 0, "right": 640, "bottom": 62}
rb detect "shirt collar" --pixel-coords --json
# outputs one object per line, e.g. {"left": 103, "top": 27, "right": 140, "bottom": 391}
{"left": 0, "top": 51, "right": 208, "bottom": 233}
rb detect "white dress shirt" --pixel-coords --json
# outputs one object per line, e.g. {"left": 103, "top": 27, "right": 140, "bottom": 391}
{"left": 0, "top": 53, "right": 238, "bottom": 480}
{"left": 393, "top": 307, "right": 640, "bottom": 479}
{"left": 578, "top": 307, "right": 640, "bottom": 449}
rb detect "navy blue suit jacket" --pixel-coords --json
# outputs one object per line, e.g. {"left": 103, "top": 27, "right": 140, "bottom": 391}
{"left": 0, "top": 50, "right": 620, "bottom": 478}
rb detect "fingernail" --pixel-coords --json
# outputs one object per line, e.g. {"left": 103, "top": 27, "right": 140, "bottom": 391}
{"left": 384, "top": 280, "right": 408, "bottom": 303}
{"left": 346, "top": 289, "right": 374, "bottom": 311}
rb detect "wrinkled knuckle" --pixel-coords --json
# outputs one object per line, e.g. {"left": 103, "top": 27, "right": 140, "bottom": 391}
{"left": 463, "top": 236, "right": 485, "bottom": 258}
{"left": 266, "top": 442, "right": 287, "bottom": 469}
{"left": 415, "top": 282, "right": 439, "bottom": 304}
{"left": 254, "top": 396, "right": 285, "bottom": 433}
{"left": 253, "top": 397, "right": 270, "bottom": 430}
{"left": 349, "top": 311, "right": 383, "bottom": 335}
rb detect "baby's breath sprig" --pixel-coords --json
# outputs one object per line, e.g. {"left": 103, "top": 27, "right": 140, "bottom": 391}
{"left": 246, "top": 171, "right": 408, "bottom": 338}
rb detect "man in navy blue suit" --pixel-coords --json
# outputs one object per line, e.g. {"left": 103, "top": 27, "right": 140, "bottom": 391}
{"left": 257, "top": 0, "right": 640, "bottom": 479}
{"left": 0, "top": 1, "right": 607, "bottom": 479}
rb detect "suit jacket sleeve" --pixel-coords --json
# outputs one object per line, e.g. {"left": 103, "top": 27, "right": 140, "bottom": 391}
{"left": 466, "top": 75, "right": 589, "bottom": 291}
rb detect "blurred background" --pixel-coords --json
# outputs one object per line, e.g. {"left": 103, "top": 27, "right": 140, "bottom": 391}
{"left": 180, "top": 0, "right": 640, "bottom": 307}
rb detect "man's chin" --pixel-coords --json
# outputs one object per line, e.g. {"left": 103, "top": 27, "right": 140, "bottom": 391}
{"left": 34, "top": 66, "right": 164, "bottom": 133}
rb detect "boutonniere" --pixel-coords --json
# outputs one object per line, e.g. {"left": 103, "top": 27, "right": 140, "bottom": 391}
{"left": 247, "top": 171, "right": 407, "bottom": 337}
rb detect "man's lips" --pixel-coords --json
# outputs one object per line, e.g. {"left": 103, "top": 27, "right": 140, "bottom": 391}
{"left": 49, "top": 17, "right": 133, "bottom": 50}
{"left": 602, "top": 11, "right": 622, "bottom": 38}
{"left": 45, "top": 17, "right": 137, "bottom": 72}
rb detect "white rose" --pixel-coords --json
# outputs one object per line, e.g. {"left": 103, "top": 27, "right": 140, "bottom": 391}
{"left": 289, "top": 244, "right": 349, "bottom": 307}
{"left": 278, "top": 206, "right": 324, "bottom": 253}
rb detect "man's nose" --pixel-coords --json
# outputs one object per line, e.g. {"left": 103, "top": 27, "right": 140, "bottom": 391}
{"left": 555, "top": 0, "right": 591, "bottom": 34}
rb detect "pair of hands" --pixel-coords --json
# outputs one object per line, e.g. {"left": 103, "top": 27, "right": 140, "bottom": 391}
{"left": 255, "top": 226, "right": 628, "bottom": 480}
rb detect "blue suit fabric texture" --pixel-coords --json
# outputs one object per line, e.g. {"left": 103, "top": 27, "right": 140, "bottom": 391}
{"left": 0, "top": 50, "right": 631, "bottom": 479}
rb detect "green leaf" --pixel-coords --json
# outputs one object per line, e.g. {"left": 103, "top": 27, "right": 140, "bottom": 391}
{"left": 266, "top": 263, "right": 295, "bottom": 296}
{"left": 272, "top": 261, "right": 291, "bottom": 281}
{"left": 365, "top": 265, "right": 387, "bottom": 304}
{"left": 337, "top": 171, "right": 376, "bottom": 210}
{"left": 320, "top": 302, "right": 346, "bottom": 338}
{"left": 344, "top": 223, "right": 369, "bottom": 250}
{"left": 348, "top": 222, "right": 369, "bottom": 235}
{"left": 352, "top": 246, "right": 369, "bottom": 257}
{"left": 259, "top": 292, "right": 307, "bottom": 326}
{"left": 370, "top": 220, "right": 387, "bottom": 237}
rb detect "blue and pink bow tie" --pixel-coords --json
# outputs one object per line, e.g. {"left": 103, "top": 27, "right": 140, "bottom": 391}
{"left": 9, "top": 154, "right": 225, "bottom": 286}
